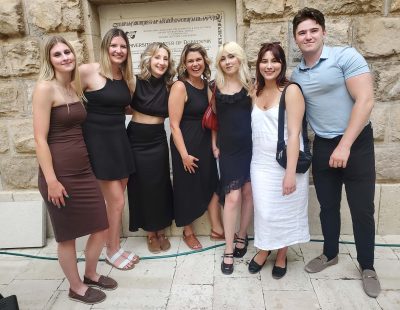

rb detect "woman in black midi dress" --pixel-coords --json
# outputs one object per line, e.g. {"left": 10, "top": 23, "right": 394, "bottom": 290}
{"left": 213, "top": 42, "right": 253, "bottom": 275}
{"left": 168, "top": 43, "right": 220, "bottom": 250}
{"left": 126, "top": 42, "right": 175, "bottom": 253}
{"left": 79, "top": 29, "right": 138, "bottom": 270}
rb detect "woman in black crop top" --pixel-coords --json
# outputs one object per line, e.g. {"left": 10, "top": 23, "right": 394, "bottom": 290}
{"left": 168, "top": 43, "right": 222, "bottom": 250}
{"left": 126, "top": 43, "right": 175, "bottom": 253}
{"left": 79, "top": 28, "right": 138, "bottom": 271}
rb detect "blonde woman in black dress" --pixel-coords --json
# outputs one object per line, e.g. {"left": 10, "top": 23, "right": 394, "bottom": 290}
{"left": 127, "top": 42, "right": 175, "bottom": 253}
{"left": 34, "top": 36, "right": 116, "bottom": 304}
{"left": 213, "top": 42, "right": 253, "bottom": 274}
{"left": 79, "top": 29, "right": 138, "bottom": 270}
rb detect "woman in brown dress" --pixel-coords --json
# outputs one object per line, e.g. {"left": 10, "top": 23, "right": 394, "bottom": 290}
{"left": 33, "top": 36, "right": 116, "bottom": 304}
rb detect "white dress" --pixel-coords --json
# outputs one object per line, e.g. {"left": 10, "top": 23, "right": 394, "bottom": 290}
{"left": 250, "top": 101, "right": 310, "bottom": 250}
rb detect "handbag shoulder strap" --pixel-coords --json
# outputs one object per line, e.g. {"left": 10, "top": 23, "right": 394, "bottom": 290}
{"left": 209, "top": 80, "right": 217, "bottom": 111}
{"left": 277, "top": 82, "right": 310, "bottom": 153}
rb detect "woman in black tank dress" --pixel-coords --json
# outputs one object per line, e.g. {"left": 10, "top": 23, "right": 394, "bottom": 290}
{"left": 33, "top": 36, "right": 114, "bottom": 304}
{"left": 213, "top": 42, "right": 253, "bottom": 275}
{"left": 79, "top": 29, "right": 138, "bottom": 270}
{"left": 126, "top": 43, "right": 175, "bottom": 253}
{"left": 169, "top": 43, "right": 220, "bottom": 250}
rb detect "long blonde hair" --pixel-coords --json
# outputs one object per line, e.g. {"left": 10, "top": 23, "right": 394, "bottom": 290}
{"left": 38, "top": 35, "right": 84, "bottom": 99}
{"left": 215, "top": 42, "right": 251, "bottom": 91}
{"left": 99, "top": 28, "right": 135, "bottom": 93}
{"left": 138, "top": 42, "right": 176, "bottom": 89}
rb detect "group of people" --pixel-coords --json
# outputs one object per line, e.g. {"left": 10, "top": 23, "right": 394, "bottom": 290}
{"left": 32, "top": 7, "right": 380, "bottom": 305}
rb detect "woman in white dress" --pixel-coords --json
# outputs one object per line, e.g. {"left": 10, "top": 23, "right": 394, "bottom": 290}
{"left": 249, "top": 42, "right": 310, "bottom": 278}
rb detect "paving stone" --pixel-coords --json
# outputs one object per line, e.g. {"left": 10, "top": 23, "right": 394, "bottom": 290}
{"left": 300, "top": 237, "right": 349, "bottom": 264}
{"left": 376, "top": 290, "right": 400, "bottom": 310}
{"left": 0, "top": 260, "right": 30, "bottom": 284}
{"left": 174, "top": 253, "right": 214, "bottom": 285}
{"left": 0, "top": 246, "right": 41, "bottom": 261}
{"left": 382, "top": 235, "right": 400, "bottom": 259}
{"left": 213, "top": 277, "right": 264, "bottom": 310}
{"left": 373, "top": 259, "right": 400, "bottom": 290}
{"left": 311, "top": 278, "right": 381, "bottom": 310}
{"left": 263, "top": 290, "right": 320, "bottom": 310}
{"left": 342, "top": 235, "right": 398, "bottom": 260}
{"left": 15, "top": 259, "right": 65, "bottom": 280}
{"left": 261, "top": 260, "right": 313, "bottom": 291}
{"left": 1, "top": 279, "right": 61, "bottom": 310}
{"left": 166, "top": 284, "right": 213, "bottom": 310}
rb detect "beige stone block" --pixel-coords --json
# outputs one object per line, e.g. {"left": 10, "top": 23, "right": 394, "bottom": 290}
{"left": 1, "top": 279, "right": 62, "bottom": 310}
{"left": 355, "top": 17, "right": 400, "bottom": 58}
{"left": 0, "top": 81, "right": 19, "bottom": 115}
{"left": 311, "top": 278, "right": 381, "bottom": 310}
{"left": 378, "top": 184, "right": 400, "bottom": 234}
{"left": 0, "top": 123, "right": 10, "bottom": 153}
{"left": 245, "top": 22, "right": 287, "bottom": 64}
{"left": 263, "top": 290, "right": 320, "bottom": 310}
{"left": 0, "top": 156, "right": 38, "bottom": 189}
{"left": 2, "top": 40, "right": 40, "bottom": 76}
{"left": 343, "top": 235, "right": 398, "bottom": 260}
{"left": 10, "top": 119, "right": 35, "bottom": 154}
{"left": 372, "top": 62, "right": 400, "bottom": 102}
{"left": 243, "top": 0, "right": 284, "bottom": 20}
{"left": 305, "top": 0, "right": 382, "bottom": 15}
{"left": 28, "top": 0, "right": 62, "bottom": 31}
{"left": 0, "top": 0, "right": 25, "bottom": 37}
{"left": 213, "top": 277, "right": 265, "bottom": 309}
{"left": 0, "top": 260, "right": 30, "bottom": 285}
{"left": 0, "top": 200, "right": 46, "bottom": 248}
{"left": 174, "top": 253, "right": 214, "bottom": 284}
{"left": 370, "top": 105, "right": 388, "bottom": 141}
{"left": 375, "top": 146, "right": 400, "bottom": 181}
{"left": 167, "top": 284, "right": 213, "bottom": 310}
{"left": 389, "top": 104, "right": 400, "bottom": 142}
{"left": 12, "top": 190, "right": 42, "bottom": 201}
{"left": 15, "top": 260, "right": 65, "bottom": 280}
{"left": 391, "top": 0, "right": 400, "bottom": 12}
{"left": 374, "top": 259, "right": 400, "bottom": 290}
{"left": 376, "top": 290, "right": 400, "bottom": 310}
{"left": 60, "top": 3, "right": 83, "bottom": 32}
{"left": 0, "top": 191, "right": 13, "bottom": 202}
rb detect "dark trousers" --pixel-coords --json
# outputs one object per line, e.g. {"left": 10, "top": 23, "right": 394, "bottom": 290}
{"left": 312, "top": 123, "right": 376, "bottom": 270}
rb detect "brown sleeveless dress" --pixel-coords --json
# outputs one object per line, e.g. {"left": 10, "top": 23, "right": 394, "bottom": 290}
{"left": 38, "top": 102, "right": 108, "bottom": 242}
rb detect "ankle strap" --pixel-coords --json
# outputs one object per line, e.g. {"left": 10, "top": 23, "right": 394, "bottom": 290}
{"left": 222, "top": 253, "right": 233, "bottom": 258}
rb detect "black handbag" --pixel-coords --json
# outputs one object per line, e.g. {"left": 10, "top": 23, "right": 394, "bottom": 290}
{"left": 0, "top": 294, "right": 19, "bottom": 310}
{"left": 276, "top": 82, "right": 312, "bottom": 174}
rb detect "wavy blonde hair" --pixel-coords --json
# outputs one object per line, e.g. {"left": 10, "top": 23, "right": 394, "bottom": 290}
{"left": 38, "top": 35, "right": 84, "bottom": 99}
{"left": 138, "top": 42, "right": 176, "bottom": 89}
{"left": 99, "top": 28, "right": 135, "bottom": 93}
{"left": 177, "top": 43, "right": 211, "bottom": 81}
{"left": 215, "top": 41, "right": 251, "bottom": 91}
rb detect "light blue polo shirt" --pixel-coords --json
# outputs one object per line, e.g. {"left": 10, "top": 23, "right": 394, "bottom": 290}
{"left": 291, "top": 45, "right": 370, "bottom": 138}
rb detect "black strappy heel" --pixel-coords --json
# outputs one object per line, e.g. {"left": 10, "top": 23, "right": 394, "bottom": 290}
{"left": 233, "top": 235, "right": 248, "bottom": 258}
{"left": 221, "top": 253, "right": 234, "bottom": 275}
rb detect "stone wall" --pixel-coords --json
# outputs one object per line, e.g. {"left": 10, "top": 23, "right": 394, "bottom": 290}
{"left": 0, "top": 0, "right": 399, "bottom": 236}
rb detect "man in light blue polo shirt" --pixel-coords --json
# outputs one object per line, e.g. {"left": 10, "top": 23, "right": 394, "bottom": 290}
{"left": 291, "top": 7, "right": 380, "bottom": 298}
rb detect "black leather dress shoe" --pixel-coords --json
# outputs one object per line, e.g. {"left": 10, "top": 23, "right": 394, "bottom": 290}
{"left": 248, "top": 250, "right": 271, "bottom": 274}
{"left": 272, "top": 257, "right": 287, "bottom": 279}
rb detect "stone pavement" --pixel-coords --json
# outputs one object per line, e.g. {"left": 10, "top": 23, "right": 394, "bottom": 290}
{"left": 0, "top": 235, "right": 399, "bottom": 310}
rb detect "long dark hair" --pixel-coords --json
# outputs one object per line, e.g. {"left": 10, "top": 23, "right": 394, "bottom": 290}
{"left": 255, "top": 42, "right": 288, "bottom": 96}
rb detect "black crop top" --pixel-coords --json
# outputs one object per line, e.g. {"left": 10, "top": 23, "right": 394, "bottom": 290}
{"left": 130, "top": 76, "right": 169, "bottom": 118}
{"left": 84, "top": 79, "right": 131, "bottom": 115}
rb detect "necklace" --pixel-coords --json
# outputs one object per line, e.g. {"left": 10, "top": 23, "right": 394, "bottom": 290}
{"left": 56, "top": 81, "right": 76, "bottom": 102}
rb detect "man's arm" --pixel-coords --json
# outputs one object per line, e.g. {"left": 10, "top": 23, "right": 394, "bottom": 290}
{"left": 329, "top": 72, "right": 374, "bottom": 168}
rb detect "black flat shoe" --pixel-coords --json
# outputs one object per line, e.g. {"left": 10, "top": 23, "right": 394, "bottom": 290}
{"left": 221, "top": 253, "right": 234, "bottom": 275}
{"left": 272, "top": 257, "right": 287, "bottom": 279}
{"left": 248, "top": 250, "right": 271, "bottom": 274}
{"left": 233, "top": 235, "right": 248, "bottom": 258}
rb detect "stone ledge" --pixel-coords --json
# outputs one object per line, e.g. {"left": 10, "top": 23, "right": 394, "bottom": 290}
{"left": 0, "top": 199, "right": 46, "bottom": 248}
